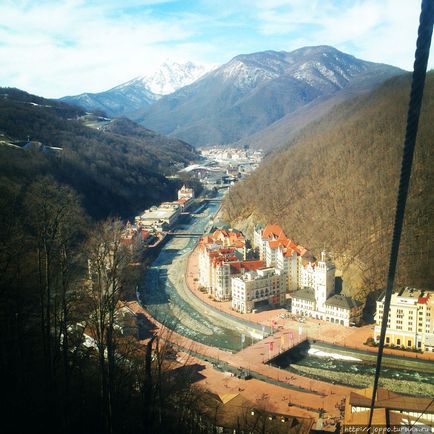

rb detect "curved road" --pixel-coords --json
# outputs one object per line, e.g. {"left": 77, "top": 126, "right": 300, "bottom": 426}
{"left": 140, "top": 199, "right": 262, "bottom": 352}
{"left": 139, "top": 198, "right": 434, "bottom": 395}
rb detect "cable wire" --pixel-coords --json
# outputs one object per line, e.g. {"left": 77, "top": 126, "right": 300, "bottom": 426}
{"left": 367, "top": 0, "right": 434, "bottom": 430}
{"left": 410, "top": 397, "right": 434, "bottom": 429}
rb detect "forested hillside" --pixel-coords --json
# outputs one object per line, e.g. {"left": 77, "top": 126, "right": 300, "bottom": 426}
{"left": 0, "top": 89, "right": 204, "bottom": 433}
{"left": 223, "top": 72, "right": 434, "bottom": 296}
{"left": 0, "top": 88, "right": 198, "bottom": 219}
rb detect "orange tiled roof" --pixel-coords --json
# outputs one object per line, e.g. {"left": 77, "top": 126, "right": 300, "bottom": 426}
{"left": 261, "top": 224, "right": 309, "bottom": 257}
{"left": 243, "top": 260, "right": 264, "bottom": 270}
{"left": 229, "top": 232, "right": 244, "bottom": 242}
{"left": 229, "top": 260, "right": 264, "bottom": 274}
{"left": 348, "top": 388, "right": 434, "bottom": 414}
{"left": 200, "top": 235, "right": 214, "bottom": 244}
{"left": 418, "top": 292, "right": 430, "bottom": 304}
{"left": 213, "top": 255, "right": 238, "bottom": 266}
{"left": 213, "top": 229, "right": 229, "bottom": 239}
{"left": 283, "top": 248, "right": 295, "bottom": 257}
{"left": 268, "top": 240, "right": 281, "bottom": 249}
{"left": 262, "top": 224, "right": 285, "bottom": 239}
{"left": 297, "top": 245, "right": 308, "bottom": 256}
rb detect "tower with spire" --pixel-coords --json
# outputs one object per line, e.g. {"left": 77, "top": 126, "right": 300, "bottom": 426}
{"left": 314, "top": 251, "right": 336, "bottom": 312}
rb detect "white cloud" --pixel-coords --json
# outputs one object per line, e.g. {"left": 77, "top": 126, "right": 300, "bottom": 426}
{"left": 0, "top": 0, "right": 432, "bottom": 98}
{"left": 253, "top": 0, "right": 433, "bottom": 70}
{"left": 0, "top": 0, "right": 204, "bottom": 97}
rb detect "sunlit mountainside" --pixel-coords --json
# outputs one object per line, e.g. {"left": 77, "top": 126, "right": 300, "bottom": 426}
{"left": 223, "top": 72, "right": 434, "bottom": 296}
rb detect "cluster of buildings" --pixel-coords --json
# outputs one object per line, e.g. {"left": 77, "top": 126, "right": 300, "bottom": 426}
{"left": 197, "top": 223, "right": 434, "bottom": 347}
{"left": 198, "top": 223, "right": 433, "bottom": 342}
{"left": 200, "top": 147, "right": 263, "bottom": 163}
{"left": 254, "top": 224, "right": 363, "bottom": 327}
{"left": 198, "top": 227, "right": 286, "bottom": 312}
{"left": 198, "top": 228, "right": 265, "bottom": 304}
{"left": 374, "top": 287, "right": 434, "bottom": 352}
{"left": 198, "top": 223, "right": 362, "bottom": 326}
{"left": 120, "top": 220, "right": 154, "bottom": 250}
{"left": 134, "top": 185, "right": 194, "bottom": 232}
{"left": 178, "top": 148, "right": 263, "bottom": 188}
{"left": 120, "top": 185, "right": 195, "bottom": 249}
{"left": 343, "top": 387, "right": 434, "bottom": 430}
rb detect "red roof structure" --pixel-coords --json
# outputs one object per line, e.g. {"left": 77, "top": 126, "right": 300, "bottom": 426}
{"left": 260, "top": 224, "right": 309, "bottom": 257}
{"left": 229, "top": 260, "right": 265, "bottom": 274}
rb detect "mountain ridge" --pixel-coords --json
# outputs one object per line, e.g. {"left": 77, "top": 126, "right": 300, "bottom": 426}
{"left": 0, "top": 87, "right": 198, "bottom": 219}
{"left": 60, "top": 60, "right": 214, "bottom": 117}
{"left": 134, "top": 46, "right": 404, "bottom": 147}
{"left": 240, "top": 60, "right": 403, "bottom": 151}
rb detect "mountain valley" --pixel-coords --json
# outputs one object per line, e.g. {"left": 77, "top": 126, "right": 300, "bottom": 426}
{"left": 0, "top": 88, "right": 198, "bottom": 219}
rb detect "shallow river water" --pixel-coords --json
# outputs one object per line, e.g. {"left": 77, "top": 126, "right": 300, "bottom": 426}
{"left": 270, "top": 340, "right": 434, "bottom": 395}
{"left": 139, "top": 198, "right": 434, "bottom": 393}
{"left": 140, "top": 200, "right": 251, "bottom": 351}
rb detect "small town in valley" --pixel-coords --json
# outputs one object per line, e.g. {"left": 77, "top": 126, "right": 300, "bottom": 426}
{"left": 2, "top": 4, "right": 433, "bottom": 432}
{"left": 112, "top": 149, "right": 434, "bottom": 433}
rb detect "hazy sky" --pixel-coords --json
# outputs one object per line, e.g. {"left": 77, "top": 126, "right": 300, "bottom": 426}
{"left": 1, "top": 0, "right": 432, "bottom": 98}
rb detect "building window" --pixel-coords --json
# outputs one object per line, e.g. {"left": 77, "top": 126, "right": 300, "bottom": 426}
{"left": 407, "top": 340, "right": 412, "bottom": 347}
{"left": 386, "top": 337, "right": 390, "bottom": 344}
{"left": 396, "top": 339, "right": 401, "bottom": 346}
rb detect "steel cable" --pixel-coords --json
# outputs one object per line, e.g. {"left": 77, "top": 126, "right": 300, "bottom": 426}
{"left": 368, "top": 0, "right": 434, "bottom": 430}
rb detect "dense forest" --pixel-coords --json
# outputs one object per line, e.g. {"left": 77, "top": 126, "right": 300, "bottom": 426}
{"left": 0, "top": 182, "right": 283, "bottom": 433}
{"left": 223, "top": 72, "right": 434, "bottom": 297}
{"left": 0, "top": 88, "right": 198, "bottom": 219}
{"left": 0, "top": 179, "right": 217, "bottom": 433}
{"left": 0, "top": 89, "right": 215, "bottom": 433}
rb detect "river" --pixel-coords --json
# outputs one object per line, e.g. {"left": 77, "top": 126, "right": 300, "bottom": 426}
{"left": 269, "top": 340, "right": 434, "bottom": 396}
{"left": 138, "top": 198, "right": 434, "bottom": 395}
{"left": 139, "top": 199, "right": 259, "bottom": 352}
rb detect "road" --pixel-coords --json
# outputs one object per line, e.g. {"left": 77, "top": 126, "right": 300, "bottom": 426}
{"left": 140, "top": 198, "right": 264, "bottom": 351}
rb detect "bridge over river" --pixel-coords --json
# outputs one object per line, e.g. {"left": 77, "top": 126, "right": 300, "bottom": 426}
{"left": 139, "top": 195, "right": 434, "bottom": 399}
{"left": 166, "top": 231, "right": 203, "bottom": 238}
{"left": 202, "top": 198, "right": 222, "bottom": 203}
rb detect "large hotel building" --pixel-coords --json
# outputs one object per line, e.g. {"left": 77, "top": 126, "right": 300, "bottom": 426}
{"left": 198, "top": 224, "right": 362, "bottom": 324}
{"left": 374, "top": 287, "right": 434, "bottom": 352}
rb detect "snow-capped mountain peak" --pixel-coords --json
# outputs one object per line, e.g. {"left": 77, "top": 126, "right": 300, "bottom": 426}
{"left": 137, "top": 60, "right": 216, "bottom": 95}
{"left": 60, "top": 59, "right": 217, "bottom": 117}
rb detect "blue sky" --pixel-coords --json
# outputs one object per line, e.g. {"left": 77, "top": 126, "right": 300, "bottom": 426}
{"left": 0, "top": 0, "right": 432, "bottom": 98}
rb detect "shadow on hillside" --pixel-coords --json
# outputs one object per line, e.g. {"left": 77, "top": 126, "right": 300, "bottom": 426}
{"left": 363, "top": 289, "right": 383, "bottom": 324}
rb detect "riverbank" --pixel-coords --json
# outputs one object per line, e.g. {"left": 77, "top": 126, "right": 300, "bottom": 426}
{"left": 136, "top": 198, "right": 433, "bottom": 429}
{"left": 130, "top": 299, "right": 349, "bottom": 425}
{"left": 186, "top": 245, "right": 434, "bottom": 362}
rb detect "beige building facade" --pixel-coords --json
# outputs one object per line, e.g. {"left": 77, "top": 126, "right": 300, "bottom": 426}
{"left": 231, "top": 268, "right": 286, "bottom": 314}
{"left": 374, "top": 287, "right": 434, "bottom": 352}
